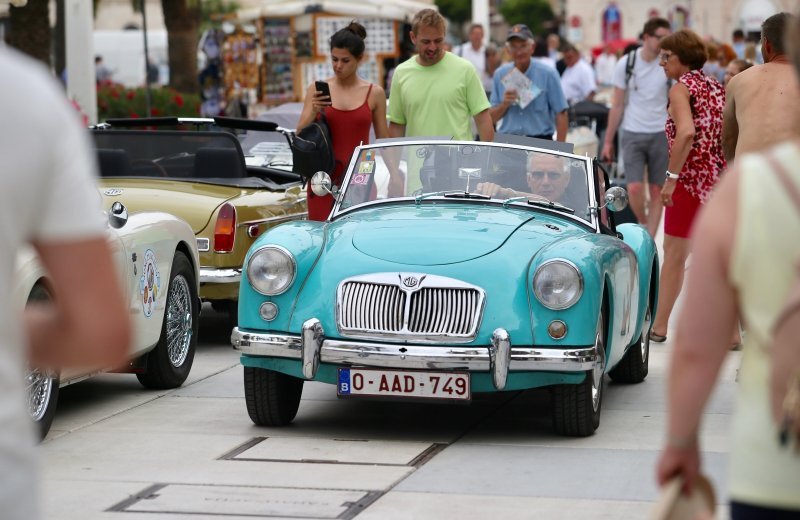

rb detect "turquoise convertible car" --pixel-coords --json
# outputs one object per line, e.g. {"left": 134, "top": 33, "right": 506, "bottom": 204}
{"left": 232, "top": 138, "right": 659, "bottom": 436}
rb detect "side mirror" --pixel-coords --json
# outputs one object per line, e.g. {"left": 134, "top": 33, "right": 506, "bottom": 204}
{"left": 604, "top": 186, "right": 629, "bottom": 212}
{"left": 108, "top": 201, "right": 128, "bottom": 229}
{"left": 310, "top": 171, "right": 338, "bottom": 197}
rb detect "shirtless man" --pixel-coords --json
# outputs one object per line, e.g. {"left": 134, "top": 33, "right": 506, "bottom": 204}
{"left": 723, "top": 12, "right": 800, "bottom": 162}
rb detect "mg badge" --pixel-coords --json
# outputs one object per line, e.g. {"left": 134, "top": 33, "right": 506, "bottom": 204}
{"left": 402, "top": 276, "right": 419, "bottom": 288}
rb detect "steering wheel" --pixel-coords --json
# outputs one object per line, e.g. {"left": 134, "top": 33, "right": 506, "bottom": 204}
{"left": 130, "top": 159, "right": 169, "bottom": 177}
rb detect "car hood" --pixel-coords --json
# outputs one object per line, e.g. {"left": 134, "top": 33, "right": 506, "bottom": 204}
{"left": 98, "top": 179, "right": 242, "bottom": 234}
{"left": 343, "top": 204, "right": 543, "bottom": 265}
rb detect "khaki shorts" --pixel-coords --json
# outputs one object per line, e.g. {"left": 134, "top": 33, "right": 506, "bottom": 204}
{"left": 621, "top": 130, "right": 669, "bottom": 186}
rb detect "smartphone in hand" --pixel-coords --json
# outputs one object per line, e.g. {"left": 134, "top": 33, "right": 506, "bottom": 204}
{"left": 315, "top": 81, "right": 332, "bottom": 101}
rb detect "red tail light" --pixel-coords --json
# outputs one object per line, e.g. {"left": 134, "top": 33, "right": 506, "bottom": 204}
{"left": 214, "top": 203, "right": 236, "bottom": 253}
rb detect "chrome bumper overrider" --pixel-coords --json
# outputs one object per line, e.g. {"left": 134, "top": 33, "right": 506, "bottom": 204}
{"left": 199, "top": 268, "right": 241, "bottom": 284}
{"left": 231, "top": 319, "right": 597, "bottom": 391}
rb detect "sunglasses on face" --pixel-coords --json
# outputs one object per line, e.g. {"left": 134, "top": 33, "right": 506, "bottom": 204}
{"left": 529, "top": 170, "right": 563, "bottom": 181}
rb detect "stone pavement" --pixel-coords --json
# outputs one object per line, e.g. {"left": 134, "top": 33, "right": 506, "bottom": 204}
{"left": 38, "top": 221, "right": 740, "bottom": 519}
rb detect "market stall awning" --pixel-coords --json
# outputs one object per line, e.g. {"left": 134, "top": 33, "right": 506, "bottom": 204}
{"left": 238, "top": 0, "right": 436, "bottom": 22}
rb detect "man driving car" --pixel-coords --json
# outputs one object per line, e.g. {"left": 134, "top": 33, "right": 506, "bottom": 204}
{"left": 476, "top": 153, "right": 571, "bottom": 203}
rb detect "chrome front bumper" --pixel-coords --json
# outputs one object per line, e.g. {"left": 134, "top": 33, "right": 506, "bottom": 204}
{"left": 199, "top": 268, "right": 241, "bottom": 284}
{"left": 231, "top": 319, "right": 597, "bottom": 391}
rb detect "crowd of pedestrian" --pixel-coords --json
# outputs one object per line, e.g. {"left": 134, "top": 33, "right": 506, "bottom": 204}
{"left": 9, "top": 4, "right": 800, "bottom": 519}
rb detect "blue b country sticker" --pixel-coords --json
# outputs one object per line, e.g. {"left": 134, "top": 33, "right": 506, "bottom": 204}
{"left": 338, "top": 368, "right": 351, "bottom": 394}
{"left": 139, "top": 249, "right": 161, "bottom": 318}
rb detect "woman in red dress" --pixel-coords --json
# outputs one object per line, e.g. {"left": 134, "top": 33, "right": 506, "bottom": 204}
{"left": 650, "top": 29, "right": 727, "bottom": 342}
{"left": 296, "top": 22, "right": 391, "bottom": 221}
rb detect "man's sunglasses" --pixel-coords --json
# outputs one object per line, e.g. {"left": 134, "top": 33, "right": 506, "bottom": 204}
{"left": 528, "top": 170, "right": 563, "bottom": 180}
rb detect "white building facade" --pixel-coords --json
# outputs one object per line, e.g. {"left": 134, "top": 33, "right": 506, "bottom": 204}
{"left": 556, "top": 0, "right": 795, "bottom": 50}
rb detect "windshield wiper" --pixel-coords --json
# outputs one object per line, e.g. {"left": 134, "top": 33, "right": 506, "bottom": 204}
{"left": 526, "top": 198, "right": 574, "bottom": 214}
{"left": 414, "top": 190, "right": 491, "bottom": 204}
{"left": 501, "top": 195, "right": 574, "bottom": 213}
{"left": 443, "top": 191, "right": 490, "bottom": 200}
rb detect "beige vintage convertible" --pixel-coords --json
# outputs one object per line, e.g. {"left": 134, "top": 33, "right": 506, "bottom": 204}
{"left": 17, "top": 203, "right": 199, "bottom": 438}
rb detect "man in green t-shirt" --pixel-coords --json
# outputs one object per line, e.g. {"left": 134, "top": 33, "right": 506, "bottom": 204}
{"left": 387, "top": 9, "right": 494, "bottom": 193}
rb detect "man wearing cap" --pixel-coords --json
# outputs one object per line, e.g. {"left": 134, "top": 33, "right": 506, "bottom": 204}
{"left": 489, "top": 24, "right": 568, "bottom": 141}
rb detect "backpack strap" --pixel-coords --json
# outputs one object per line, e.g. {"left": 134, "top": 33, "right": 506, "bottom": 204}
{"left": 625, "top": 50, "right": 636, "bottom": 87}
{"left": 623, "top": 50, "right": 636, "bottom": 106}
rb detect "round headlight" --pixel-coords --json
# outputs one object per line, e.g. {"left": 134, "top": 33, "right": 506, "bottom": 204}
{"left": 246, "top": 246, "right": 296, "bottom": 295}
{"left": 533, "top": 260, "right": 583, "bottom": 310}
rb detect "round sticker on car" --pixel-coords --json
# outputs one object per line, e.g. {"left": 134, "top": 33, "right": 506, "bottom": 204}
{"left": 139, "top": 249, "right": 161, "bottom": 318}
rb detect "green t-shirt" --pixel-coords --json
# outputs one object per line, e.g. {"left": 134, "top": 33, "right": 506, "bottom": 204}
{"left": 388, "top": 52, "right": 490, "bottom": 140}
{"left": 388, "top": 52, "right": 490, "bottom": 193}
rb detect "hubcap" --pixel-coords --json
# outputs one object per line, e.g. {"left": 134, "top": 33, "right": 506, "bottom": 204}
{"left": 592, "top": 316, "right": 606, "bottom": 412}
{"left": 166, "top": 274, "right": 192, "bottom": 367}
{"left": 26, "top": 369, "right": 54, "bottom": 421}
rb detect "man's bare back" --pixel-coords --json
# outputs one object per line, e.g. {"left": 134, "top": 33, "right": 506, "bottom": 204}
{"left": 722, "top": 61, "right": 800, "bottom": 161}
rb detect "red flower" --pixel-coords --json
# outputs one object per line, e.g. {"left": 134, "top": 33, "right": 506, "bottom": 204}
{"left": 173, "top": 94, "right": 184, "bottom": 107}
{"left": 150, "top": 107, "right": 160, "bottom": 116}
{"left": 126, "top": 90, "right": 136, "bottom": 100}
{"left": 110, "top": 89, "right": 120, "bottom": 99}
{"left": 129, "top": 111, "right": 140, "bottom": 118}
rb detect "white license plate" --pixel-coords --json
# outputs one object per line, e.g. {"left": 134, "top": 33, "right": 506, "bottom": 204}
{"left": 337, "top": 368, "right": 470, "bottom": 401}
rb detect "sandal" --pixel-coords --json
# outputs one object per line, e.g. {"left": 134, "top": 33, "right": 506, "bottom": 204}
{"left": 650, "top": 331, "right": 667, "bottom": 343}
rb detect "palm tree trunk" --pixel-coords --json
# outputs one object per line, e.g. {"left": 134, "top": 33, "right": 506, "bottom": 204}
{"left": 161, "top": 0, "right": 200, "bottom": 93}
{"left": 7, "top": 0, "right": 51, "bottom": 67}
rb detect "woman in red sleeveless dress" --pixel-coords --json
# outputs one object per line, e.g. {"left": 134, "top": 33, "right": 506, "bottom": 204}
{"left": 296, "top": 22, "right": 390, "bottom": 221}
{"left": 650, "top": 29, "right": 727, "bottom": 342}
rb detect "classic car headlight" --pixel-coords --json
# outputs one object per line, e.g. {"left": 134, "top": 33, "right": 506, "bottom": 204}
{"left": 246, "top": 245, "right": 296, "bottom": 295}
{"left": 533, "top": 260, "right": 583, "bottom": 310}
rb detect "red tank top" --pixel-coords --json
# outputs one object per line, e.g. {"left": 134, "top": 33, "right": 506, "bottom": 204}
{"left": 307, "top": 84, "right": 373, "bottom": 221}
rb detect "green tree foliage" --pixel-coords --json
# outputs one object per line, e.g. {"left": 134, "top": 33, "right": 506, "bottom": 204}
{"left": 435, "top": 0, "right": 470, "bottom": 25}
{"left": 499, "top": 0, "right": 556, "bottom": 37}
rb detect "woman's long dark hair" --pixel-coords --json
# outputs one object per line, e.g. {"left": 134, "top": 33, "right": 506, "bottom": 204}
{"left": 330, "top": 21, "right": 367, "bottom": 58}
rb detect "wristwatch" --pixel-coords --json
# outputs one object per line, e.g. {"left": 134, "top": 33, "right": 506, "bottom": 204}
{"left": 665, "top": 170, "right": 680, "bottom": 180}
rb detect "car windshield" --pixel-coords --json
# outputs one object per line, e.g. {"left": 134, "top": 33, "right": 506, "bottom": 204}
{"left": 337, "top": 142, "right": 593, "bottom": 223}
{"left": 92, "top": 129, "right": 296, "bottom": 187}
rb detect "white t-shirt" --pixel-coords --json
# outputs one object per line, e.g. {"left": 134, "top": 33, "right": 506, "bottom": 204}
{"left": 612, "top": 48, "right": 669, "bottom": 133}
{"left": 457, "top": 43, "right": 488, "bottom": 85}
{"left": 0, "top": 47, "right": 105, "bottom": 520}
{"left": 561, "top": 59, "right": 597, "bottom": 104}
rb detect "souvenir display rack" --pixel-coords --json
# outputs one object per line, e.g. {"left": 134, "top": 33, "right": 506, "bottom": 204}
{"left": 221, "top": 28, "right": 259, "bottom": 107}
{"left": 261, "top": 18, "right": 295, "bottom": 106}
{"left": 256, "top": 13, "right": 401, "bottom": 106}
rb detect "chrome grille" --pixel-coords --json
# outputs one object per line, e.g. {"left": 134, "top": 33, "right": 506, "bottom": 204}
{"left": 337, "top": 273, "right": 485, "bottom": 342}
{"left": 340, "top": 282, "right": 406, "bottom": 332}
{"left": 408, "top": 287, "right": 481, "bottom": 335}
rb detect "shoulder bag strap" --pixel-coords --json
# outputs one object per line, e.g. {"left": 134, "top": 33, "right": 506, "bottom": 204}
{"left": 766, "top": 151, "right": 800, "bottom": 216}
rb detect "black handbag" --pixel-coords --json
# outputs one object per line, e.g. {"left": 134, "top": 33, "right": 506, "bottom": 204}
{"left": 291, "top": 113, "right": 334, "bottom": 181}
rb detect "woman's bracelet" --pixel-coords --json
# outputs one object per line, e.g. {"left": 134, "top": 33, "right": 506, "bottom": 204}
{"left": 665, "top": 170, "right": 680, "bottom": 180}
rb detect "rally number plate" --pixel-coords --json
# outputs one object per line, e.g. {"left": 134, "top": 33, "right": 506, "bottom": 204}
{"left": 337, "top": 368, "right": 471, "bottom": 402}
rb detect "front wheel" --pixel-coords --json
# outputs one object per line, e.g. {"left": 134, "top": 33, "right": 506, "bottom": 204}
{"left": 137, "top": 252, "right": 198, "bottom": 389}
{"left": 25, "top": 283, "right": 59, "bottom": 440}
{"left": 26, "top": 368, "right": 59, "bottom": 440}
{"left": 244, "top": 366, "right": 303, "bottom": 426}
{"left": 552, "top": 307, "right": 606, "bottom": 436}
